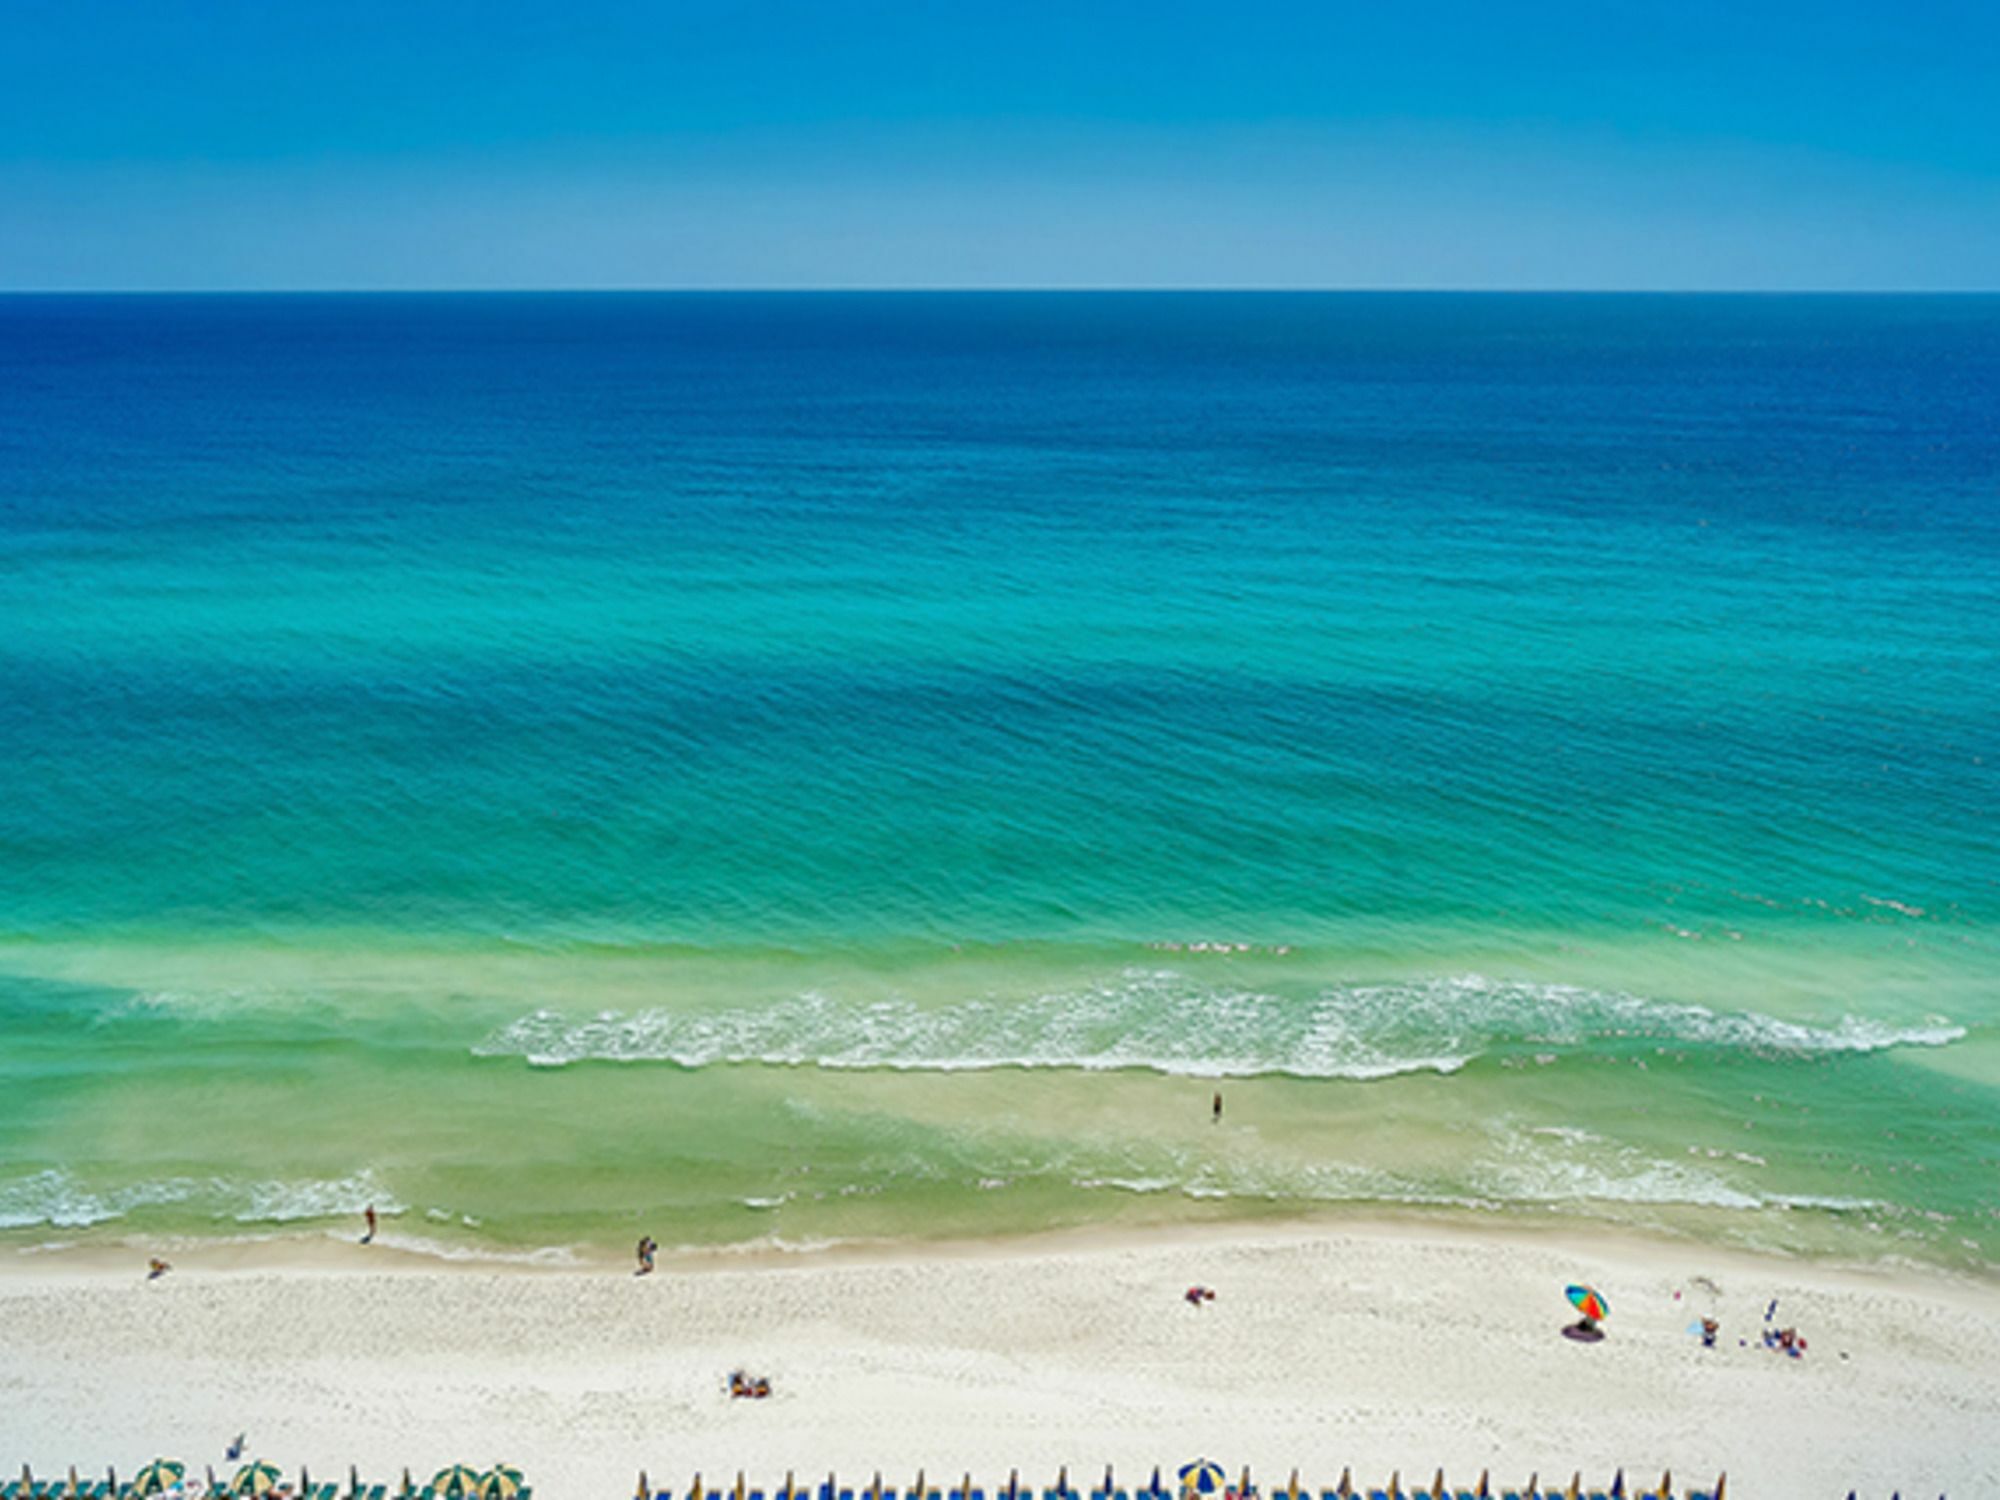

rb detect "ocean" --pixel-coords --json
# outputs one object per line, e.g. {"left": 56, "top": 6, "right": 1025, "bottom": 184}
{"left": 0, "top": 292, "right": 1994, "bottom": 1268}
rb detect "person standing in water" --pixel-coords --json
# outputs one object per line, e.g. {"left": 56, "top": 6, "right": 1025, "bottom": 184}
{"left": 1212, "top": 1090, "right": 1222, "bottom": 1123}
{"left": 362, "top": 1204, "right": 377, "bottom": 1244}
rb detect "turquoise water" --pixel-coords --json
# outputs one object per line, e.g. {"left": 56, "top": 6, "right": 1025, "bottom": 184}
{"left": 1, "top": 293, "right": 1995, "bottom": 1265}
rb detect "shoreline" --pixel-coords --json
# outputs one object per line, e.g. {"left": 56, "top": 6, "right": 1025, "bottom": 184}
{"left": 4, "top": 1214, "right": 1997, "bottom": 1496}
{"left": 10, "top": 1200, "right": 2000, "bottom": 1294}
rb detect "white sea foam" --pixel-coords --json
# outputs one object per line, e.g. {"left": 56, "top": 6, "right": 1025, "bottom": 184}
{"left": 231, "top": 1170, "right": 398, "bottom": 1224}
{"left": 0, "top": 1167, "right": 401, "bottom": 1231}
{"left": 0, "top": 1170, "right": 203, "bottom": 1230}
{"left": 472, "top": 971, "right": 1965, "bottom": 1079}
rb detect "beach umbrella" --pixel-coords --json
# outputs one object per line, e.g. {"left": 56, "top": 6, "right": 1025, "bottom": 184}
{"left": 1176, "top": 1465, "right": 1224, "bottom": 1499}
{"left": 638, "top": 1473, "right": 650, "bottom": 1500}
{"left": 689, "top": 1475, "right": 702, "bottom": 1500}
{"left": 1566, "top": 1285, "right": 1608, "bottom": 1322}
{"left": 401, "top": 1471, "right": 415, "bottom": 1500}
{"left": 431, "top": 1467, "right": 484, "bottom": 1500}
{"left": 134, "top": 1461, "right": 187, "bottom": 1497}
{"left": 481, "top": 1466, "right": 524, "bottom": 1499}
{"left": 232, "top": 1463, "right": 282, "bottom": 1497}
{"left": 1609, "top": 1472, "right": 1623, "bottom": 1499}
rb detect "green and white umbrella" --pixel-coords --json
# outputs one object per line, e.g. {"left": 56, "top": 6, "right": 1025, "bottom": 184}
{"left": 132, "top": 1461, "right": 186, "bottom": 1496}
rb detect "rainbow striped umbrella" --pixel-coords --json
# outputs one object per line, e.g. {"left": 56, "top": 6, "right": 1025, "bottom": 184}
{"left": 1567, "top": 1285, "right": 1609, "bottom": 1321}
{"left": 1178, "top": 1463, "right": 1225, "bottom": 1497}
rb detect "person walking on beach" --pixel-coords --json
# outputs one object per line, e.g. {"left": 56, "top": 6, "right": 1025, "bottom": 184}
{"left": 362, "top": 1204, "right": 377, "bottom": 1244}
{"left": 1212, "top": 1090, "right": 1222, "bottom": 1124}
{"left": 636, "top": 1235, "right": 657, "bottom": 1276}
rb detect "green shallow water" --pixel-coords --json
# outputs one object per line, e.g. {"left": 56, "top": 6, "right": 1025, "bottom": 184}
{"left": 2, "top": 928, "right": 1993, "bottom": 1268}
{"left": 0, "top": 292, "right": 1996, "bottom": 1268}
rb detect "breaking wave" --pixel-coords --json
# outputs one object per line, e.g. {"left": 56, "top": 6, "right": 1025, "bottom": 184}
{"left": 0, "top": 1168, "right": 398, "bottom": 1231}
{"left": 474, "top": 970, "right": 1964, "bottom": 1078}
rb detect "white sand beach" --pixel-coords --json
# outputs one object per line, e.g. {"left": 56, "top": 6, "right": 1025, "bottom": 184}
{"left": 3, "top": 1219, "right": 1997, "bottom": 1499}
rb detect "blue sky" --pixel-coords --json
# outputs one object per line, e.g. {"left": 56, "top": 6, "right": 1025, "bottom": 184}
{"left": 3, "top": 0, "right": 1997, "bottom": 289}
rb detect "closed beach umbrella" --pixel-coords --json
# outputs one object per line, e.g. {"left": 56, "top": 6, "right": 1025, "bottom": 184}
{"left": 134, "top": 1462, "right": 186, "bottom": 1497}
{"left": 481, "top": 1467, "right": 525, "bottom": 1500}
{"left": 1566, "top": 1285, "right": 1608, "bottom": 1322}
{"left": 233, "top": 1463, "right": 283, "bottom": 1497}
{"left": 1177, "top": 1464, "right": 1224, "bottom": 1498}
{"left": 432, "top": 1468, "right": 485, "bottom": 1499}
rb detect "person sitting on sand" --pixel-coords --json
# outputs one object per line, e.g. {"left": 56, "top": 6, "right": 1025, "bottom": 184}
{"left": 1184, "top": 1284, "right": 1215, "bottom": 1306}
{"left": 1701, "top": 1317, "right": 1719, "bottom": 1348}
{"left": 147, "top": 1258, "right": 171, "bottom": 1280}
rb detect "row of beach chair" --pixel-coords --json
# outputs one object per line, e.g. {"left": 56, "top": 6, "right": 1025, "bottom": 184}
{"left": 635, "top": 1473, "right": 1722, "bottom": 1500}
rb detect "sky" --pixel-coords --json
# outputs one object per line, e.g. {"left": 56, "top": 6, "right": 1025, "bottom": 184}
{"left": 3, "top": 0, "right": 1998, "bottom": 290}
